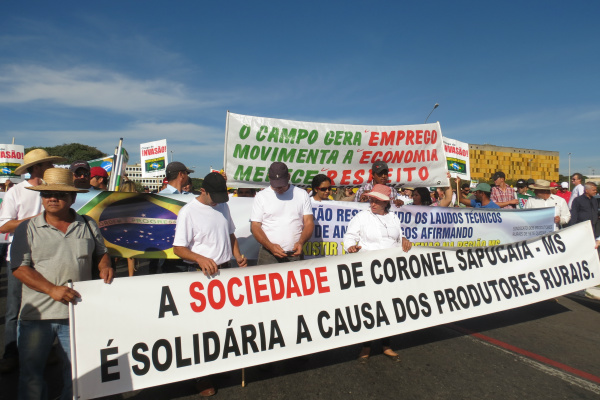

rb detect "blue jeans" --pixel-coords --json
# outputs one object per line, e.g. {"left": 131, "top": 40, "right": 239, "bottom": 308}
{"left": 3, "top": 249, "right": 21, "bottom": 359}
{"left": 18, "top": 319, "right": 72, "bottom": 400}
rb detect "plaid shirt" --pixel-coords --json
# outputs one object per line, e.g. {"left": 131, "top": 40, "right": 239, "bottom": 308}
{"left": 354, "top": 182, "right": 399, "bottom": 202}
{"left": 491, "top": 184, "right": 516, "bottom": 209}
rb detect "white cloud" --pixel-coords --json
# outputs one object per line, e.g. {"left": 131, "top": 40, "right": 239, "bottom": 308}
{"left": 0, "top": 65, "right": 213, "bottom": 114}
{"left": 5, "top": 121, "right": 227, "bottom": 173}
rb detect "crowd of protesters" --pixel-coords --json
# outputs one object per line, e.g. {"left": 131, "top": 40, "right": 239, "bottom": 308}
{"left": 0, "top": 150, "right": 599, "bottom": 398}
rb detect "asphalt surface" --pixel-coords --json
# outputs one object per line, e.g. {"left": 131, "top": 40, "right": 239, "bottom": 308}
{"left": 1, "top": 260, "right": 599, "bottom": 400}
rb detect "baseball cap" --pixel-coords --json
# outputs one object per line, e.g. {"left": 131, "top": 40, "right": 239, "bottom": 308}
{"left": 268, "top": 162, "right": 289, "bottom": 187}
{"left": 526, "top": 178, "right": 535, "bottom": 185}
{"left": 202, "top": 172, "right": 228, "bottom": 203}
{"left": 69, "top": 160, "right": 90, "bottom": 173}
{"left": 90, "top": 166, "right": 109, "bottom": 178}
{"left": 166, "top": 161, "right": 194, "bottom": 176}
{"left": 372, "top": 161, "right": 389, "bottom": 174}
{"left": 561, "top": 182, "right": 569, "bottom": 189}
{"left": 491, "top": 171, "right": 505, "bottom": 180}
{"left": 550, "top": 182, "right": 559, "bottom": 188}
{"left": 516, "top": 179, "right": 527, "bottom": 188}
{"left": 471, "top": 183, "right": 492, "bottom": 193}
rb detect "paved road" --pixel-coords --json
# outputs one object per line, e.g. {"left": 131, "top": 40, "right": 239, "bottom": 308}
{"left": 1, "top": 261, "right": 599, "bottom": 400}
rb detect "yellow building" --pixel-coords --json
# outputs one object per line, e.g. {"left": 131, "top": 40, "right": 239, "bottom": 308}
{"left": 469, "top": 144, "right": 559, "bottom": 182}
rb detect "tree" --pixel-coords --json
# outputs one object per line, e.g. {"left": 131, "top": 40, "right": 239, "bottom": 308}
{"left": 25, "top": 143, "right": 107, "bottom": 164}
{"left": 191, "top": 178, "right": 204, "bottom": 191}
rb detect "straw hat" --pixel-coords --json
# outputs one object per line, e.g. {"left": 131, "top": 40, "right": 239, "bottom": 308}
{"left": 27, "top": 168, "right": 89, "bottom": 193}
{"left": 365, "top": 184, "right": 391, "bottom": 201}
{"left": 14, "top": 149, "right": 67, "bottom": 175}
{"left": 528, "top": 179, "right": 551, "bottom": 190}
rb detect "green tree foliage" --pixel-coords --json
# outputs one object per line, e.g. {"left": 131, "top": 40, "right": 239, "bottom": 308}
{"left": 191, "top": 178, "right": 204, "bottom": 191}
{"left": 25, "top": 143, "right": 107, "bottom": 164}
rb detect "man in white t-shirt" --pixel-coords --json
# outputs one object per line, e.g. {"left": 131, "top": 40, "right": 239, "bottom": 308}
{"left": 172, "top": 172, "right": 247, "bottom": 275}
{"left": 568, "top": 172, "right": 585, "bottom": 209}
{"left": 251, "top": 162, "right": 314, "bottom": 265}
{"left": 171, "top": 171, "right": 246, "bottom": 397}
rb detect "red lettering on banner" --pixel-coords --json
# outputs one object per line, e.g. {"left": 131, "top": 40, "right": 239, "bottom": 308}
{"left": 286, "top": 272, "right": 301, "bottom": 298}
{"left": 406, "top": 130, "right": 415, "bottom": 145}
{"left": 208, "top": 280, "right": 226, "bottom": 309}
{"left": 228, "top": 278, "right": 244, "bottom": 307}
{"left": 270, "top": 273, "right": 285, "bottom": 301}
{"left": 254, "top": 274, "right": 269, "bottom": 303}
{"left": 353, "top": 170, "right": 365, "bottom": 185}
{"left": 368, "top": 132, "right": 379, "bottom": 146}
{"left": 326, "top": 170, "right": 337, "bottom": 185}
{"left": 359, "top": 151, "right": 372, "bottom": 164}
{"left": 416, "top": 130, "right": 423, "bottom": 144}
{"left": 189, "top": 282, "right": 206, "bottom": 312}
{"left": 188, "top": 267, "right": 331, "bottom": 313}
{"left": 244, "top": 276, "right": 253, "bottom": 304}
{"left": 340, "top": 170, "right": 351, "bottom": 185}
{"left": 315, "top": 267, "right": 330, "bottom": 293}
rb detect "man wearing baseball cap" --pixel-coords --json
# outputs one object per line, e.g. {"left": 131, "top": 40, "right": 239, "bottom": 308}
{"left": 89, "top": 166, "right": 109, "bottom": 191}
{"left": 159, "top": 161, "right": 194, "bottom": 194}
{"left": 171, "top": 171, "right": 246, "bottom": 396}
{"left": 69, "top": 160, "right": 91, "bottom": 189}
{"left": 251, "top": 162, "right": 314, "bottom": 264}
{"left": 490, "top": 171, "right": 518, "bottom": 209}
{"left": 354, "top": 161, "right": 401, "bottom": 206}
{"left": 515, "top": 179, "right": 532, "bottom": 209}
{"left": 11, "top": 168, "right": 112, "bottom": 398}
{"left": 556, "top": 181, "right": 571, "bottom": 203}
{"left": 458, "top": 183, "right": 500, "bottom": 208}
{"left": 0, "top": 149, "right": 66, "bottom": 373}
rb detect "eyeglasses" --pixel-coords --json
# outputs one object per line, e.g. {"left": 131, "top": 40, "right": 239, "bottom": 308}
{"left": 317, "top": 187, "right": 331, "bottom": 192}
{"left": 40, "top": 191, "right": 71, "bottom": 199}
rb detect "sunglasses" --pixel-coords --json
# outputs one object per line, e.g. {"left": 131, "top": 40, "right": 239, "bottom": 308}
{"left": 74, "top": 172, "right": 90, "bottom": 178}
{"left": 40, "top": 191, "right": 71, "bottom": 199}
{"left": 317, "top": 187, "right": 331, "bottom": 192}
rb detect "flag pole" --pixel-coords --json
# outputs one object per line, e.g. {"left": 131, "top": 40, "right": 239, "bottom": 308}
{"left": 68, "top": 280, "right": 79, "bottom": 400}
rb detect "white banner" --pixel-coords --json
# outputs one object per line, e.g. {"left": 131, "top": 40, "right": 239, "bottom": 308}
{"left": 0, "top": 144, "right": 25, "bottom": 183}
{"left": 71, "top": 222, "right": 600, "bottom": 399}
{"left": 140, "top": 139, "right": 167, "bottom": 178}
{"left": 443, "top": 137, "right": 470, "bottom": 180}
{"left": 304, "top": 201, "right": 556, "bottom": 258}
{"left": 224, "top": 112, "right": 449, "bottom": 188}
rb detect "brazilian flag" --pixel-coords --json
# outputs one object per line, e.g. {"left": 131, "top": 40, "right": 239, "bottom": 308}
{"left": 77, "top": 192, "right": 186, "bottom": 259}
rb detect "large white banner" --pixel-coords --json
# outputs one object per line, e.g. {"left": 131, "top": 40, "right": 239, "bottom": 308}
{"left": 443, "top": 137, "right": 470, "bottom": 180}
{"left": 140, "top": 139, "right": 167, "bottom": 178}
{"left": 0, "top": 144, "right": 25, "bottom": 183}
{"left": 224, "top": 112, "right": 449, "bottom": 188}
{"left": 71, "top": 222, "right": 600, "bottom": 399}
{"left": 303, "top": 201, "right": 555, "bottom": 258}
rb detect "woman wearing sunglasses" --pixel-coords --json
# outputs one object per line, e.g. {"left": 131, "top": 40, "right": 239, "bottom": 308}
{"left": 310, "top": 174, "right": 332, "bottom": 202}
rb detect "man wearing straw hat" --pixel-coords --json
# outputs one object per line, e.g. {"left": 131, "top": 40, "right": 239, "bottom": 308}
{"left": 10, "top": 167, "right": 112, "bottom": 400}
{"left": 524, "top": 179, "right": 571, "bottom": 230}
{"left": 0, "top": 149, "right": 66, "bottom": 373}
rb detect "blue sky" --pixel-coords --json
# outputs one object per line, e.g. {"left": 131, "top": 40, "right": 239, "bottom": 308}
{"left": 1, "top": 1, "right": 598, "bottom": 178}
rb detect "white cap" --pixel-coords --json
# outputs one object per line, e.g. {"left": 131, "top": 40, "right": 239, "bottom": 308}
{"left": 561, "top": 182, "right": 569, "bottom": 189}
